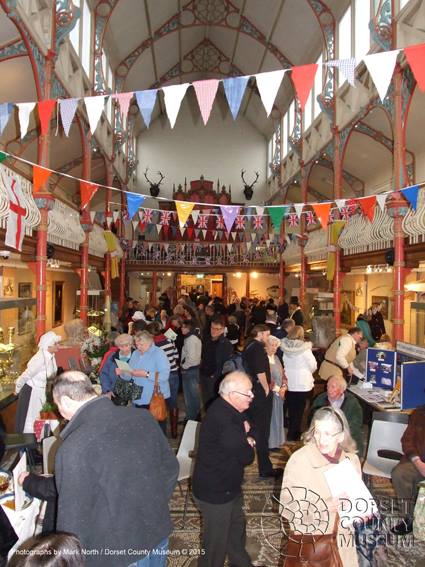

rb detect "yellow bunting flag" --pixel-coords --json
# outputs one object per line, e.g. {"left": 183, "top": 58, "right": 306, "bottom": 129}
{"left": 175, "top": 201, "right": 195, "bottom": 227}
{"left": 103, "top": 230, "right": 119, "bottom": 279}
{"left": 327, "top": 220, "right": 346, "bottom": 281}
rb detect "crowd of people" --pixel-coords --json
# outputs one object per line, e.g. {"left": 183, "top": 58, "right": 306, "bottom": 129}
{"left": 2, "top": 288, "right": 424, "bottom": 567}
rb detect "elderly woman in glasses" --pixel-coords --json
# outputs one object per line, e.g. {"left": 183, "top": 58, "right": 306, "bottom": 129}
{"left": 99, "top": 333, "right": 134, "bottom": 404}
{"left": 280, "top": 407, "right": 361, "bottom": 567}
{"left": 266, "top": 335, "right": 286, "bottom": 450}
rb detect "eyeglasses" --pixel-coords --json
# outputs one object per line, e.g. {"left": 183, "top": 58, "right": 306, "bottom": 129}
{"left": 313, "top": 428, "right": 342, "bottom": 439}
{"left": 232, "top": 390, "right": 254, "bottom": 399}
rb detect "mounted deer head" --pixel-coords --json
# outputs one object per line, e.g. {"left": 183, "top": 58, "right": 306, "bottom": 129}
{"left": 144, "top": 168, "right": 165, "bottom": 197}
{"left": 241, "top": 170, "right": 259, "bottom": 201}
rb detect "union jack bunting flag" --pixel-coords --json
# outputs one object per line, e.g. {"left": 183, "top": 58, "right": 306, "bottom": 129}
{"left": 198, "top": 215, "right": 208, "bottom": 229}
{"left": 160, "top": 211, "right": 172, "bottom": 226}
{"left": 253, "top": 215, "right": 263, "bottom": 230}
{"left": 216, "top": 215, "right": 225, "bottom": 230}
{"left": 306, "top": 210, "right": 316, "bottom": 226}
{"left": 328, "top": 209, "right": 336, "bottom": 223}
{"left": 141, "top": 208, "right": 153, "bottom": 224}
{"left": 340, "top": 206, "right": 353, "bottom": 220}
{"left": 288, "top": 212, "right": 299, "bottom": 227}
{"left": 235, "top": 215, "right": 246, "bottom": 230}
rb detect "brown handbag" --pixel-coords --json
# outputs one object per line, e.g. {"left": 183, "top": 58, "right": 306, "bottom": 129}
{"left": 284, "top": 515, "right": 343, "bottom": 567}
{"left": 149, "top": 371, "right": 168, "bottom": 422}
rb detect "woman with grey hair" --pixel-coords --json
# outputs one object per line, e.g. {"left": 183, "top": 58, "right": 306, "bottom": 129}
{"left": 99, "top": 333, "right": 134, "bottom": 405}
{"left": 280, "top": 407, "right": 361, "bottom": 566}
{"left": 266, "top": 335, "right": 286, "bottom": 450}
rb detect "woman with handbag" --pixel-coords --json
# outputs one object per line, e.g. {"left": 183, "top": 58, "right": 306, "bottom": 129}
{"left": 117, "top": 330, "right": 170, "bottom": 434}
{"left": 280, "top": 407, "right": 362, "bottom": 566}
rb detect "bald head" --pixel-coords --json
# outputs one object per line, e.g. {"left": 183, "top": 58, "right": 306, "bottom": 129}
{"left": 53, "top": 370, "right": 97, "bottom": 420}
{"left": 219, "top": 371, "right": 254, "bottom": 413}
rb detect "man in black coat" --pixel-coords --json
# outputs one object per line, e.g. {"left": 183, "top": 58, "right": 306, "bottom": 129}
{"left": 52, "top": 370, "right": 179, "bottom": 567}
{"left": 200, "top": 316, "right": 233, "bottom": 408}
{"left": 192, "top": 371, "right": 256, "bottom": 567}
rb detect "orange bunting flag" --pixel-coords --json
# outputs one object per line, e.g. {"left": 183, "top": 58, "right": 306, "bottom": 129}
{"left": 358, "top": 195, "right": 376, "bottom": 222}
{"left": 291, "top": 64, "right": 318, "bottom": 110}
{"left": 312, "top": 202, "right": 332, "bottom": 229}
{"left": 33, "top": 165, "right": 52, "bottom": 193}
{"left": 38, "top": 99, "right": 57, "bottom": 135}
{"left": 404, "top": 43, "right": 425, "bottom": 92}
{"left": 80, "top": 180, "right": 99, "bottom": 210}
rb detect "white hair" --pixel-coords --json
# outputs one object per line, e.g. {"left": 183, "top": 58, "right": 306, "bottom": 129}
{"left": 327, "top": 374, "right": 347, "bottom": 392}
{"left": 219, "top": 371, "right": 252, "bottom": 396}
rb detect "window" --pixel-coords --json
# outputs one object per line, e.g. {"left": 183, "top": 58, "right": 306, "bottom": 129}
{"left": 355, "top": 0, "right": 371, "bottom": 60}
{"left": 304, "top": 89, "right": 313, "bottom": 130}
{"left": 267, "top": 138, "right": 273, "bottom": 177}
{"left": 399, "top": 0, "right": 410, "bottom": 8}
{"left": 81, "top": 0, "right": 92, "bottom": 77}
{"left": 288, "top": 100, "right": 295, "bottom": 133}
{"left": 338, "top": 6, "right": 352, "bottom": 86}
{"left": 313, "top": 54, "right": 322, "bottom": 119}
{"left": 69, "top": 0, "right": 80, "bottom": 53}
{"left": 282, "top": 114, "right": 288, "bottom": 158}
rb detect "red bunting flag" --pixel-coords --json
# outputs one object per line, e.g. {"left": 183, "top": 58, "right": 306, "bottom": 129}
{"left": 358, "top": 196, "right": 376, "bottom": 222}
{"left": 80, "top": 180, "right": 99, "bottom": 209}
{"left": 291, "top": 64, "right": 318, "bottom": 110}
{"left": 33, "top": 165, "right": 52, "bottom": 193}
{"left": 38, "top": 99, "right": 57, "bottom": 135}
{"left": 404, "top": 43, "right": 425, "bottom": 92}
{"left": 312, "top": 203, "right": 332, "bottom": 229}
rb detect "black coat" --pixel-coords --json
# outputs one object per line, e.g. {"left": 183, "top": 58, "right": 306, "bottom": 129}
{"left": 192, "top": 397, "right": 254, "bottom": 504}
{"left": 200, "top": 335, "right": 233, "bottom": 381}
{"left": 55, "top": 397, "right": 179, "bottom": 567}
{"left": 23, "top": 473, "right": 57, "bottom": 533}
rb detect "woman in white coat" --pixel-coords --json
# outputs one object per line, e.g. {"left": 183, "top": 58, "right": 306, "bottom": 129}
{"left": 15, "top": 331, "right": 62, "bottom": 433}
{"left": 281, "top": 325, "right": 317, "bottom": 441}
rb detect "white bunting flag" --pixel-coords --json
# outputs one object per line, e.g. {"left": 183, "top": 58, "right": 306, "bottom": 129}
{"left": 227, "top": 243, "right": 233, "bottom": 252}
{"left": 256, "top": 206, "right": 264, "bottom": 216}
{"left": 202, "top": 229, "right": 207, "bottom": 239}
{"left": 193, "top": 79, "right": 220, "bottom": 125}
{"left": 138, "top": 210, "right": 144, "bottom": 221}
{"left": 113, "top": 210, "right": 120, "bottom": 223}
{"left": 251, "top": 233, "right": 256, "bottom": 242}
{"left": 162, "top": 83, "right": 190, "bottom": 128}
{"left": 59, "top": 98, "right": 78, "bottom": 137}
{"left": 376, "top": 193, "right": 388, "bottom": 211}
{"left": 106, "top": 216, "right": 112, "bottom": 228}
{"left": 132, "top": 220, "right": 138, "bottom": 232}
{"left": 156, "top": 224, "right": 162, "bottom": 235}
{"left": 179, "top": 225, "right": 186, "bottom": 237}
{"left": 246, "top": 242, "right": 252, "bottom": 251}
{"left": 293, "top": 203, "right": 304, "bottom": 218}
{"left": 191, "top": 210, "right": 200, "bottom": 225}
{"left": 84, "top": 95, "right": 107, "bottom": 133}
{"left": 231, "top": 232, "right": 236, "bottom": 241}
{"left": 255, "top": 70, "right": 286, "bottom": 116}
{"left": 163, "top": 243, "right": 169, "bottom": 253}
{"left": 326, "top": 58, "right": 357, "bottom": 87}
{"left": 90, "top": 211, "right": 96, "bottom": 223}
{"left": 335, "top": 199, "right": 346, "bottom": 211}
{"left": 17, "top": 102, "right": 36, "bottom": 138}
{"left": 363, "top": 50, "right": 400, "bottom": 101}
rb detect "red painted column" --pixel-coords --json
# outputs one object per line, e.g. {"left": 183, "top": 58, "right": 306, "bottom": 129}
{"left": 333, "top": 127, "right": 343, "bottom": 333}
{"left": 300, "top": 163, "right": 308, "bottom": 306}
{"left": 245, "top": 272, "right": 250, "bottom": 298}
{"left": 151, "top": 271, "right": 158, "bottom": 306}
{"left": 222, "top": 273, "right": 227, "bottom": 305}
{"left": 80, "top": 211, "right": 93, "bottom": 326}
{"left": 104, "top": 162, "right": 113, "bottom": 332}
{"left": 118, "top": 185, "right": 127, "bottom": 316}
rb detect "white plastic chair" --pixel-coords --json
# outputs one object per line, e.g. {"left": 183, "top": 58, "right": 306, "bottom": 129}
{"left": 176, "top": 420, "right": 199, "bottom": 527}
{"left": 363, "top": 411, "right": 409, "bottom": 480}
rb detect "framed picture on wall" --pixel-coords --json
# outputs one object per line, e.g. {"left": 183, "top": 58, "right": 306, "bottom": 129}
{"left": 18, "top": 282, "right": 34, "bottom": 335}
{"left": 371, "top": 296, "right": 389, "bottom": 320}
{"left": 341, "top": 290, "right": 356, "bottom": 327}
{"left": 3, "top": 277, "right": 15, "bottom": 297}
{"left": 53, "top": 281, "right": 64, "bottom": 327}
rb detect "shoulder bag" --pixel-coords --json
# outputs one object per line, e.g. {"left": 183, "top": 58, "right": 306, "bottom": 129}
{"left": 113, "top": 376, "right": 143, "bottom": 406}
{"left": 284, "top": 514, "right": 342, "bottom": 567}
{"left": 149, "top": 371, "right": 168, "bottom": 421}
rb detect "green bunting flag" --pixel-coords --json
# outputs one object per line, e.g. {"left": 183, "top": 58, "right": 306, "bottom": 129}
{"left": 267, "top": 206, "right": 289, "bottom": 232}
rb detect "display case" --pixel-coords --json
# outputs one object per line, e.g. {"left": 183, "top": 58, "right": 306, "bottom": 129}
{"left": 75, "top": 290, "right": 105, "bottom": 331}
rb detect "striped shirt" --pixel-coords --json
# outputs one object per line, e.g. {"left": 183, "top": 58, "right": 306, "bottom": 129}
{"left": 154, "top": 335, "right": 179, "bottom": 372}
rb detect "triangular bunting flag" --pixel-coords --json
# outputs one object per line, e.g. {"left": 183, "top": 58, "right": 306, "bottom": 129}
{"left": 255, "top": 70, "right": 286, "bottom": 116}
{"left": 291, "top": 64, "right": 318, "bottom": 110}
{"left": 89, "top": 211, "right": 96, "bottom": 223}
{"left": 404, "top": 44, "right": 425, "bottom": 92}
{"left": 312, "top": 203, "right": 332, "bottom": 228}
{"left": 326, "top": 58, "right": 356, "bottom": 87}
{"left": 175, "top": 201, "right": 194, "bottom": 227}
{"left": 17, "top": 102, "right": 36, "bottom": 138}
{"left": 335, "top": 199, "right": 346, "bottom": 211}
{"left": 193, "top": 79, "right": 220, "bottom": 125}
{"left": 84, "top": 95, "right": 107, "bottom": 133}
{"left": 126, "top": 192, "right": 145, "bottom": 220}
{"left": 80, "top": 181, "right": 99, "bottom": 209}
{"left": 106, "top": 216, "right": 112, "bottom": 228}
{"left": 401, "top": 185, "right": 419, "bottom": 211}
{"left": 251, "top": 233, "right": 256, "bottom": 242}
{"left": 227, "top": 243, "right": 233, "bottom": 252}
{"left": 113, "top": 210, "right": 120, "bottom": 223}
{"left": 202, "top": 229, "right": 207, "bottom": 239}
{"left": 179, "top": 225, "right": 186, "bottom": 237}
{"left": 59, "top": 98, "right": 78, "bottom": 137}
{"left": 294, "top": 203, "right": 304, "bottom": 218}
{"left": 113, "top": 92, "right": 133, "bottom": 120}
{"left": 220, "top": 205, "right": 239, "bottom": 233}
{"left": 358, "top": 196, "right": 376, "bottom": 222}
{"left": 231, "top": 231, "right": 236, "bottom": 241}
{"left": 33, "top": 165, "right": 52, "bottom": 193}
{"left": 162, "top": 83, "right": 190, "bottom": 128}
{"left": 194, "top": 229, "right": 200, "bottom": 238}
{"left": 247, "top": 242, "right": 252, "bottom": 251}
{"left": 222, "top": 76, "right": 250, "bottom": 120}
{"left": 164, "top": 243, "right": 169, "bottom": 253}
{"left": 0, "top": 152, "right": 7, "bottom": 163}
{"left": 0, "top": 103, "right": 13, "bottom": 135}
{"left": 135, "top": 90, "right": 157, "bottom": 128}
{"left": 38, "top": 99, "right": 56, "bottom": 135}
{"left": 156, "top": 224, "right": 162, "bottom": 235}
{"left": 187, "top": 226, "right": 194, "bottom": 239}
{"left": 256, "top": 206, "right": 264, "bottom": 216}
{"left": 267, "top": 206, "right": 288, "bottom": 232}
{"left": 363, "top": 50, "right": 400, "bottom": 101}
{"left": 191, "top": 210, "right": 200, "bottom": 225}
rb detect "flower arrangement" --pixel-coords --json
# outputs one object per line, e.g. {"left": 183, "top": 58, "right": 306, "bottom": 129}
{"left": 81, "top": 335, "right": 108, "bottom": 372}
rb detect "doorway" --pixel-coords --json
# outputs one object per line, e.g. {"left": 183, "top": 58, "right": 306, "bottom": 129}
{"left": 178, "top": 274, "right": 223, "bottom": 298}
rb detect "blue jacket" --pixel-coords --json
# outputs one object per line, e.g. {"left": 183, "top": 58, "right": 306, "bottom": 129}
{"left": 129, "top": 344, "right": 170, "bottom": 405}
{"left": 99, "top": 350, "right": 121, "bottom": 394}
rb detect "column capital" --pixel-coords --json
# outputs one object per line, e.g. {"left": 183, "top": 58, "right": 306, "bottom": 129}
{"left": 34, "top": 195, "right": 55, "bottom": 211}
{"left": 386, "top": 192, "right": 409, "bottom": 218}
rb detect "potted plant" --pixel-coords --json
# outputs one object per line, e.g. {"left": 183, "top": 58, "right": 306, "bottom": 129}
{"left": 39, "top": 401, "right": 59, "bottom": 420}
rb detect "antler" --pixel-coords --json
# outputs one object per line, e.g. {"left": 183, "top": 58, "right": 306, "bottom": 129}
{"left": 241, "top": 170, "right": 259, "bottom": 189}
{"left": 156, "top": 171, "right": 165, "bottom": 185}
{"left": 144, "top": 167, "right": 152, "bottom": 185}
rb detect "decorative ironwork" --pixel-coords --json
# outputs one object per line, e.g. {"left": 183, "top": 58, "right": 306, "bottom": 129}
{"left": 288, "top": 100, "right": 303, "bottom": 157}
{"left": 55, "top": 0, "right": 80, "bottom": 50}
{"left": 93, "top": 1, "right": 119, "bottom": 93}
{"left": 369, "top": 0, "right": 392, "bottom": 51}
{"left": 0, "top": 38, "right": 26, "bottom": 62}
